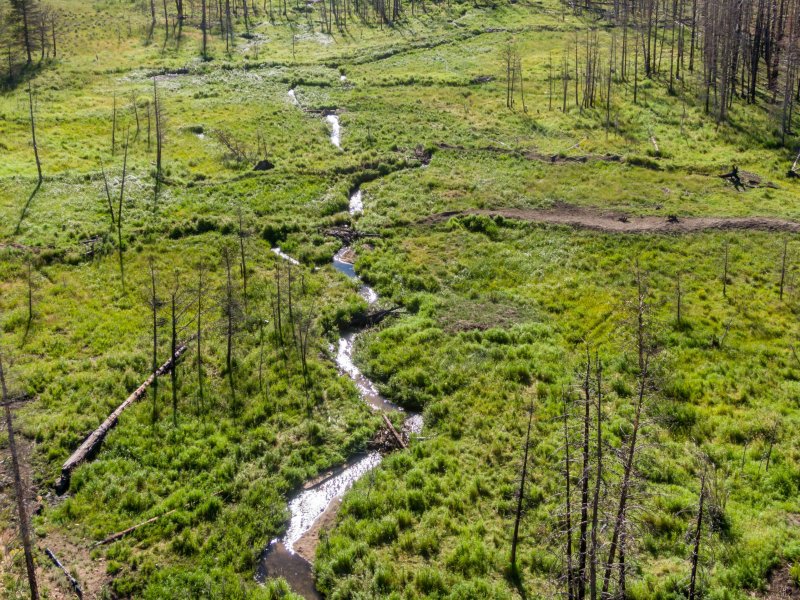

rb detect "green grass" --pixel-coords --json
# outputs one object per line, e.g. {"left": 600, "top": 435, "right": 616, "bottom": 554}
{"left": 1, "top": 0, "right": 799, "bottom": 597}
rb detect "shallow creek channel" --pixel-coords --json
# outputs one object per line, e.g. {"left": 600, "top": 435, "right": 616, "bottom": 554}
{"left": 257, "top": 188, "right": 423, "bottom": 598}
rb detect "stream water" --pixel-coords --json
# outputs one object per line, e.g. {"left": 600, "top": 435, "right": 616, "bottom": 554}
{"left": 325, "top": 115, "right": 341, "bottom": 148}
{"left": 258, "top": 188, "right": 422, "bottom": 598}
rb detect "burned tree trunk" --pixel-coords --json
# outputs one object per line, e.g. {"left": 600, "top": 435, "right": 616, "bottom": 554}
{"left": 511, "top": 398, "right": 535, "bottom": 572}
{"left": 564, "top": 392, "right": 575, "bottom": 600}
{"left": 28, "top": 83, "right": 42, "bottom": 184}
{"left": 589, "top": 354, "right": 603, "bottom": 600}
{"left": 688, "top": 470, "right": 706, "bottom": 600}
{"left": 577, "top": 350, "right": 592, "bottom": 599}
{"left": 1, "top": 356, "right": 40, "bottom": 600}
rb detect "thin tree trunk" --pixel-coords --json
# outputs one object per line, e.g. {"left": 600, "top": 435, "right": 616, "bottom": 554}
{"left": 150, "top": 261, "right": 159, "bottom": 425}
{"left": 28, "top": 83, "right": 42, "bottom": 184}
{"left": 1, "top": 356, "right": 40, "bottom": 600}
{"left": 511, "top": 399, "right": 535, "bottom": 571}
{"left": 688, "top": 470, "right": 706, "bottom": 600}
{"left": 589, "top": 354, "right": 603, "bottom": 600}
{"left": 196, "top": 264, "right": 204, "bottom": 414}
{"left": 780, "top": 238, "right": 788, "bottom": 300}
{"left": 564, "top": 393, "right": 575, "bottom": 600}
{"left": 578, "top": 349, "right": 592, "bottom": 599}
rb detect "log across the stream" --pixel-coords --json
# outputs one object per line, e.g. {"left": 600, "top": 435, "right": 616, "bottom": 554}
{"left": 55, "top": 341, "right": 191, "bottom": 494}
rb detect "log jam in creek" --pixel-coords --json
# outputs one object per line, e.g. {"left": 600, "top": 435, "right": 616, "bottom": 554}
{"left": 257, "top": 187, "right": 423, "bottom": 598}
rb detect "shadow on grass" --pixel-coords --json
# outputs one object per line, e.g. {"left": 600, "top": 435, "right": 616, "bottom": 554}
{"left": 508, "top": 564, "right": 528, "bottom": 600}
{"left": 14, "top": 180, "right": 42, "bottom": 236}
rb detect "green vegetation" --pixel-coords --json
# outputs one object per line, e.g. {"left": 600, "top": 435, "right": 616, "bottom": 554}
{"left": 0, "top": 0, "right": 799, "bottom": 598}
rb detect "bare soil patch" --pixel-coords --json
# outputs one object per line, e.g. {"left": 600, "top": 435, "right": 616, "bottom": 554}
{"left": 759, "top": 564, "right": 800, "bottom": 599}
{"left": 1, "top": 433, "right": 111, "bottom": 599}
{"left": 422, "top": 204, "right": 800, "bottom": 234}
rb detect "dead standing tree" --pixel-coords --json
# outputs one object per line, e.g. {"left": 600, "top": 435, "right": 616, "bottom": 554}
{"left": 195, "top": 262, "right": 207, "bottom": 414}
{"left": 601, "top": 265, "right": 654, "bottom": 600}
{"left": 148, "top": 260, "right": 163, "bottom": 425}
{"left": 562, "top": 390, "right": 575, "bottom": 600}
{"left": 510, "top": 396, "right": 535, "bottom": 575}
{"left": 238, "top": 208, "right": 249, "bottom": 316}
{"left": 152, "top": 77, "right": 164, "bottom": 211}
{"left": 28, "top": 82, "right": 42, "bottom": 184}
{"left": 688, "top": 468, "right": 706, "bottom": 600}
{"left": 117, "top": 129, "right": 130, "bottom": 294}
{"left": 222, "top": 247, "right": 241, "bottom": 414}
{"left": 169, "top": 273, "right": 192, "bottom": 426}
{"left": 1, "top": 355, "right": 40, "bottom": 600}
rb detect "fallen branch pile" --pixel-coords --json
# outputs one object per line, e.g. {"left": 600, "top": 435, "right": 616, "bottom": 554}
{"left": 322, "top": 227, "right": 381, "bottom": 245}
{"left": 350, "top": 306, "right": 404, "bottom": 328}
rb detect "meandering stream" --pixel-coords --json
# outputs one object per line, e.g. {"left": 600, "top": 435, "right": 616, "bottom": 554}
{"left": 258, "top": 187, "right": 422, "bottom": 598}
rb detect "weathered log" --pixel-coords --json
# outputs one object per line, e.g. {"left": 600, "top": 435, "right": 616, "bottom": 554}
{"left": 44, "top": 547, "right": 82, "bottom": 598}
{"left": 55, "top": 341, "right": 191, "bottom": 494}
{"left": 93, "top": 509, "right": 177, "bottom": 547}
{"left": 383, "top": 414, "right": 407, "bottom": 449}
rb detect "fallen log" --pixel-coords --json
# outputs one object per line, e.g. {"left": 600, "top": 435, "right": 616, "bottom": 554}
{"left": 55, "top": 341, "right": 192, "bottom": 494}
{"left": 383, "top": 414, "right": 407, "bottom": 449}
{"left": 45, "top": 547, "right": 82, "bottom": 598}
{"left": 93, "top": 509, "right": 177, "bottom": 547}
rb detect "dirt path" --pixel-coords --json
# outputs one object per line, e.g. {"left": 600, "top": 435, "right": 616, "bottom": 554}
{"left": 422, "top": 204, "right": 800, "bottom": 234}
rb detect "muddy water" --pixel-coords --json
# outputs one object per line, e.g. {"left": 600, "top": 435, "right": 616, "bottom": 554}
{"left": 259, "top": 188, "right": 422, "bottom": 598}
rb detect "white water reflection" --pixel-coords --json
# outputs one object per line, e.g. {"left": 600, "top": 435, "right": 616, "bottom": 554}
{"left": 349, "top": 189, "right": 363, "bottom": 215}
{"left": 326, "top": 114, "right": 341, "bottom": 148}
{"left": 272, "top": 247, "right": 300, "bottom": 265}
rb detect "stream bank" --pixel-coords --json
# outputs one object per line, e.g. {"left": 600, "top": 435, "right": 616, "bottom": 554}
{"left": 258, "top": 187, "right": 421, "bottom": 599}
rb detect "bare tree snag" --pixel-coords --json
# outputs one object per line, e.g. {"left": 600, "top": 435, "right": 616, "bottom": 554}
{"left": 511, "top": 398, "right": 534, "bottom": 572}
{"left": 780, "top": 238, "right": 788, "bottom": 300}
{"left": 722, "top": 239, "right": 729, "bottom": 298}
{"left": 195, "top": 262, "right": 205, "bottom": 413}
{"left": 238, "top": 208, "right": 248, "bottom": 316}
{"left": 688, "top": 470, "right": 706, "bottom": 600}
{"left": 222, "top": 247, "right": 238, "bottom": 413}
{"left": 28, "top": 82, "right": 42, "bottom": 184}
{"left": 602, "top": 269, "right": 650, "bottom": 599}
{"left": 111, "top": 92, "right": 117, "bottom": 156}
{"left": 563, "top": 391, "right": 575, "bottom": 600}
{"left": 577, "top": 347, "right": 592, "bottom": 599}
{"left": 117, "top": 130, "right": 130, "bottom": 294}
{"left": 55, "top": 340, "right": 191, "bottom": 494}
{"left": 100, "top": 163, "right": 115, "bottom": 227}
{"left": 1, "top": 355, "right": 40, "bottom": 599}
{"left": 589, "top": 353, "right": 602, "bottom": 600}
{"left": 149, "top": 260, "right": 160, "bottom": 425}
